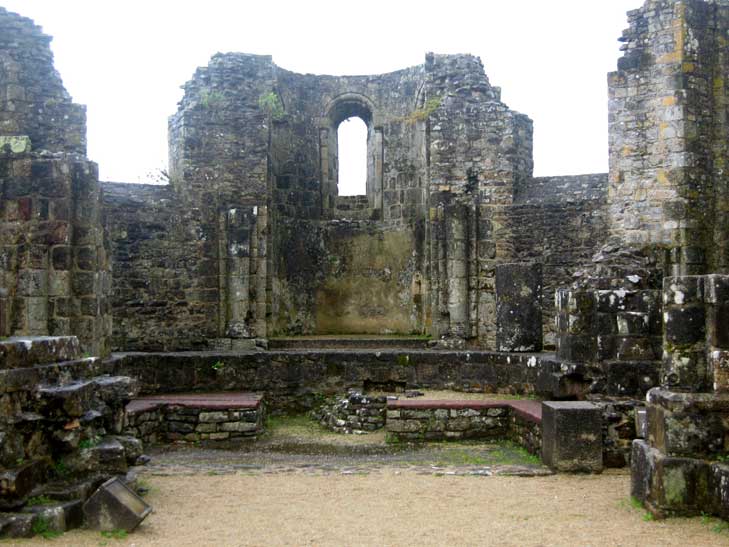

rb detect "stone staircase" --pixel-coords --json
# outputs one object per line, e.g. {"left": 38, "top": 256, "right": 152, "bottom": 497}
{"left": 0, "top": 336, "right": 142, "bottom": 539}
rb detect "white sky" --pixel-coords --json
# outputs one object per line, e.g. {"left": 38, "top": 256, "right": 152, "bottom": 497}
{"left": 3, "top": 0, "right": 642, "bottom": 184}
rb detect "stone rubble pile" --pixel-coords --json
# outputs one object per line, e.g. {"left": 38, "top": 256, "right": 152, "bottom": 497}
{"left": 311, "top": 390, "right": 387, "bottom": 434}
{"left": 0, "top": 336, "right": 142, "bottom": 538}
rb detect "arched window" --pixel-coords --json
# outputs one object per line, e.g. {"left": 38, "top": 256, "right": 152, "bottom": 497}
{"left": 337, "top": 116, "right": 367, "bottom": 196}
{"left": 320, "top": 93, "right": 382, "bottom": 218}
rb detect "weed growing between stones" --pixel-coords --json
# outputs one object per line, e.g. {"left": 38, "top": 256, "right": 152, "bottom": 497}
{"left": 51, "top": 459, "right": 70, "bottom": 479}
{"left": 31, "top": 515, "right": 62, "bottom": 539}
{"left": 258, "top": 91, "right": 285, "bottom": 120}
{"left": 79, "top": 435, "right": 101, "bottom": 450}
{"left": 25, "top": 495, "right": 54, "bottom": 507}
{"left": 701, "top": 513, "right": 729, "bottom": 535}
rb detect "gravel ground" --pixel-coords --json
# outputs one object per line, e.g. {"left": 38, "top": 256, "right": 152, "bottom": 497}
{"left": 4, "top": 469, "right": 728, "bottom": 547}
{"left": 3, "top": 412, "right": 728, "bottom": 546}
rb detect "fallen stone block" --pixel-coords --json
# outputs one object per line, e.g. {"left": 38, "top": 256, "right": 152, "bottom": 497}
{"left": 83, "top": 477, "right": 152, "bottom": 532}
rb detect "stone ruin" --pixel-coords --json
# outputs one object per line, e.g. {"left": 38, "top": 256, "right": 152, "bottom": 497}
{"left": 2, "top": 0, "right": 729, "bottom": 535}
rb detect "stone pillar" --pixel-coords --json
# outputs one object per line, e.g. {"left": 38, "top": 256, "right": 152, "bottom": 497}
{"left": 445, "top": 202, "right": 469, "bottom": 339}
{"left": 496, "top": 263, "right": 542, "bottom": 352}
{"left": 222, "top": 205, "right": 268, "bottom": 340}
{"left": 224, "top": 208, "right": 252, "bottom": 338}
{"left": 252, "top": 205, "right": 268, "bottom": 339}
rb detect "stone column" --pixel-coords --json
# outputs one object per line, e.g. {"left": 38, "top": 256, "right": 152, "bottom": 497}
{"left": 705, "top": 275, "right": 729, "bottom": 393}
{"left": 445, "top": 202, "right": 469, "bottom": 339}
{"left": 224, "top": 207, "right": 253, "bottom": 338}
{"left": 222, "top": 205, "right": 268, "bottom": 340}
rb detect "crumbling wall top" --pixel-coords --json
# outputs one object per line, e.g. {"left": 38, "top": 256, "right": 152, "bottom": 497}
{"left": 0, "top": 7, "right": 87, "bottom": 155}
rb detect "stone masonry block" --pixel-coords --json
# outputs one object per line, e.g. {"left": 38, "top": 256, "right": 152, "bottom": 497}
{"left": 541, "top": 401, "right": 602, "bottom": 473}
{"left": 495, "top": 262, "right": 542, "bottom": 352}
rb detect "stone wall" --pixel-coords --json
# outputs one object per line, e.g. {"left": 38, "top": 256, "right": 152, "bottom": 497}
{"left": 425, "top": 54, "right": 534, "bottom": 348}
{"left": 102, "top": 51, "right": 549, "bottom": 348}
{"left": 0, "top": 8, "right": 86, "bottom": 155}
{"left": 386, "top": 403, "right": 511, "bottom": 442}
{"left": 0, "top": 8, "right": 111, "bottom": 355}
{"left": 511, "top": 174, "right": 610, "bottom": 347}
{"left": 125, "top": 402, "right": 263, "bottom": 445}
{"left": 311, "top": 391, "right": 387, "bottom": 434}
{"left": 608, "top": 0, "right": 729, "bottom": 275}
{"left": 105, "top": 349, "right": 659, "bottom": 413}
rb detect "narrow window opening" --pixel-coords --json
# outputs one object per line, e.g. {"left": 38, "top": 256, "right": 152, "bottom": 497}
{"left": 337, "top": 116, "right": 367, "bottom": 196}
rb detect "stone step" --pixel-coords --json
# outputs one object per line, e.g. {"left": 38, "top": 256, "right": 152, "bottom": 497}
{"left": 0, "top": 358, "right": 102, "bottom": 395}
{"left": 0, "top": 336, "right": 81, "bottom": 370}
{"left": 268, "top": 335, "right": 431, "bottom": 350}
{"left": 37, "top": 376, "right": 137, "bottom": 419}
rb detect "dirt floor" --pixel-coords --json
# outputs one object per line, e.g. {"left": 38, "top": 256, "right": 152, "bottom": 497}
{"left": 4, "top": 411, "right": 729, "bottom": 547}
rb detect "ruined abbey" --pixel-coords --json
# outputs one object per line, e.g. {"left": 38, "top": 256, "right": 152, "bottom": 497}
{"left": 2, "top": 0, "right": 729, "bottom": 537}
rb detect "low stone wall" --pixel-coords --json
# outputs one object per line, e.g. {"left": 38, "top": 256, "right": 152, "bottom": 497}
{"left": 509, "top": 409, "right": 542, "bottom": 456}
{"left": 104, "top": 349, "right": 658, "bottom": 412}
{"left": 385, "top": 400, "right": 541, "bottom": 449}
{"left": 124, "top": 393, "right": 265, "bottom": 444}
{"left": 387, "top": 404, "right": 510, "bottom": 442}
{"left": 311, "top": 391, "right": 387, "bottom": 434}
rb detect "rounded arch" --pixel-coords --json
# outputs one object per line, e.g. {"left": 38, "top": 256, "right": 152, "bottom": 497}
{"left": 320, "top": 92, "right": 379, "bottom": 129}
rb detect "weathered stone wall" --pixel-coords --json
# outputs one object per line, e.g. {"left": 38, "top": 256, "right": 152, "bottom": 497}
{"left": 102, "top": 183, "right": 204, "bottom": 350}
{"left": 268, "top": 64, "right": 427, "bottom": 335}
{"left": 125, "top": 403, "right": 263, "bottom": 445}
{"left": 0, "top": 8, "right": 86, "bottom": 155}
{"left": 608, "top": 0, "right": 729, "bottom": 276}
{"left": 105, "top": 348, "right": 660, "bottom": 413}
{"left": 0, "top": 8, "right": 110, "bottom": 355}
{"left": 425, "top": 54, "right": 534, "bottom": 347}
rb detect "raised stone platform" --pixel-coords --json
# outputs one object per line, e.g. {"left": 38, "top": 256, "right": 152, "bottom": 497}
{"left": 268, "top": 336, "right": 432, "bottom": 350}
{"left": 385, "top": 399, "right": 542, "bottom": 454}
{"left": 125, "top": 393, "right": 265, "bottom": 444}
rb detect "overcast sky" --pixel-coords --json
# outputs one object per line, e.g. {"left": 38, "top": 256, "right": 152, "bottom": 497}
{"left": 4, "top": 0, "right": 642, "bottom": 184}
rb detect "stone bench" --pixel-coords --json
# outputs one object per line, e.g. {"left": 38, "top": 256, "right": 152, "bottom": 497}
{"left": 125, "top": 392, "right": 265, "bottom": 444}
{"left": 385, "top": 399, "right": 542, "bottom": 455}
